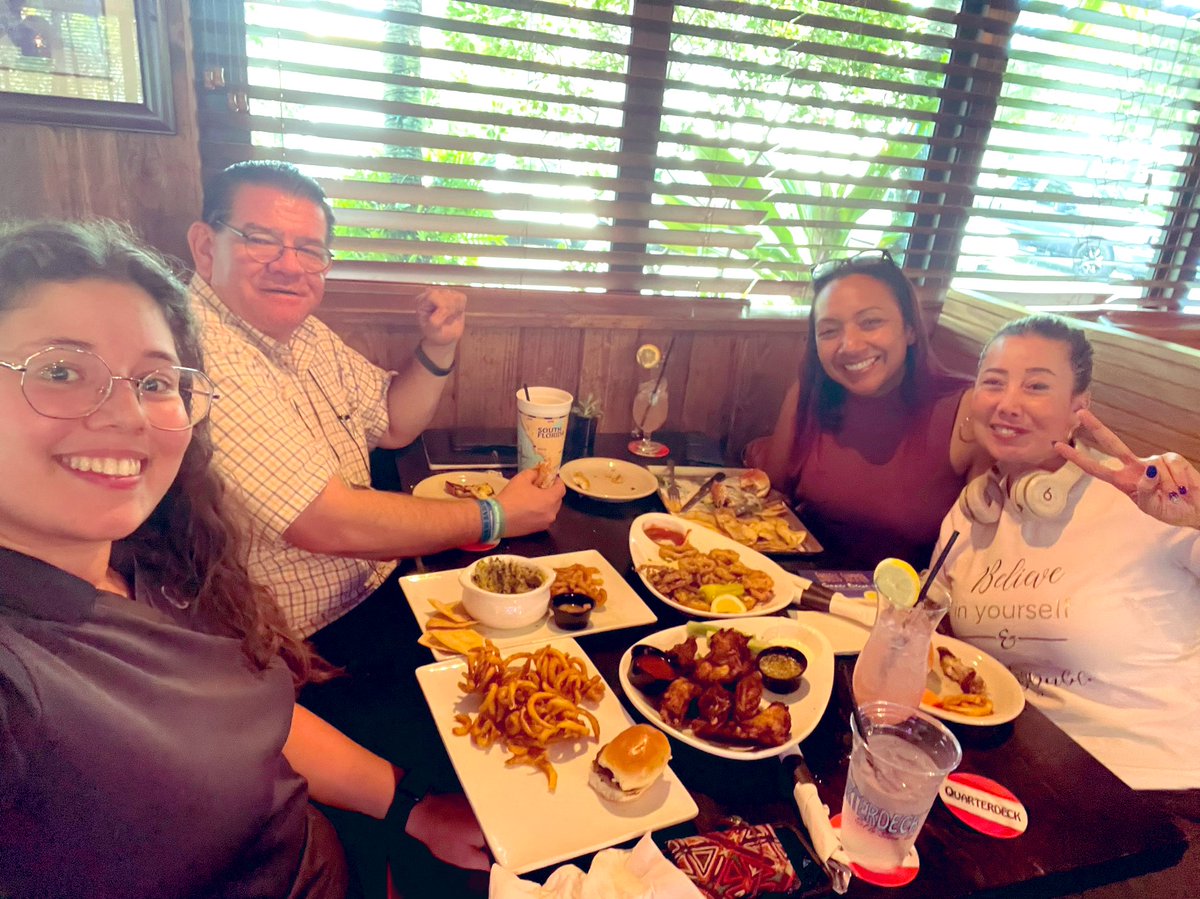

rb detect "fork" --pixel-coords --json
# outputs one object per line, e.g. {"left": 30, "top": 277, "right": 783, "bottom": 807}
{"left": 666, "top": 459, "right": 681, "bottom": 511}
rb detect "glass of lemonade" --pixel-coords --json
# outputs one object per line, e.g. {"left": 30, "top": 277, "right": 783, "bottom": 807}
{"left": 841, "top": 701, "right": 962, "bottom": 872}
{"left": 852, "top": 581, "right": 949, "bottom": 708}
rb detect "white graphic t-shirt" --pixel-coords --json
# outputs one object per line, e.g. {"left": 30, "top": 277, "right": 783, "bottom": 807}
{"left": 933, "top": 475, "right": 1200, "bottom": 790}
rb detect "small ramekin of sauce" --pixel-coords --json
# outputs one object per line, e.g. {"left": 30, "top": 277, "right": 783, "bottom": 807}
{"left": 551, "top": 592, "right": 596, "bottom": 630}
{"left": 756, "top": 645, "right": 808, "bottom": 694}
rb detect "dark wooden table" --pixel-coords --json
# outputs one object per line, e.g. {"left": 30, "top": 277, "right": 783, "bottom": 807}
{"left": 381, "top": 433, "right": 1187, "bottom": 898}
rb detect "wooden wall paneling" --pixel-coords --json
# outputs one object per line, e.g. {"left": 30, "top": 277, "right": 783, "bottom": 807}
{"left": 680, "top": 333, "right": 740, "bottom": 437}
{"left": 726, "top": 333, "right": 804, "bottom": 455}
{"left": 578, "top": 329, "right": 642, "bottom": 434}
{"left": 458, "top": 328, "right": 522, "bottom": 428}
{"left": 518, "top": 327, "right": 586, "bottom": 406}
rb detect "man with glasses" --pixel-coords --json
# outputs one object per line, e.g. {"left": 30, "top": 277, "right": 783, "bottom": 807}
{"left": 185, "top": 160, "right": 563, "bottom": 647}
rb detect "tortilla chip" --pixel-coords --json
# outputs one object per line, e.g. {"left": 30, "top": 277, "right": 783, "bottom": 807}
{"left": 418, "top": 628, "right": 485, "bottom": 655}
{"left": 428, "top": 598, "right": 472, "bottom": 624}
{"left": 427, "top": 615, "right": 479, "bottom": 630}
{"left": 430, "top": 628, "right": 485, "bottom": 655}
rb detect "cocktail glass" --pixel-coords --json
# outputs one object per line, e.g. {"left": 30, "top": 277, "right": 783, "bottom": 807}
{"left": 852, "top": 581, "right": 949, "bottom": 708}
{"left": 840, "top": 701, "right": 962, "bottom": 872}
{"left": 629, "top": 376, "right": 669, "bottom": 458}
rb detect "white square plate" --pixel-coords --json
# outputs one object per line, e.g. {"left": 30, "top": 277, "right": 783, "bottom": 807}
{"left": 415, "top": 637, "right": 698, "bottom": 873}
{"left": 401, "top": 549, "right": 657, "bottom": 659}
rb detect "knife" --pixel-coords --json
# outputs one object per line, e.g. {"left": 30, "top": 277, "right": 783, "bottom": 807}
{"left": 679, "top": 470, "right": 726, "bottom": 514}
{"left": 781, "top": 747, "right": 852, "bottom": 893}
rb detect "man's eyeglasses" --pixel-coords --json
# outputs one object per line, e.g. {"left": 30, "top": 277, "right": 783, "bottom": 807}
{"left": 0, "top": 346, "right": 218, "bottom": 431}
{"left": 811, "top": 248, "right": 899, "bottom": 285}
{"left": 215, "top": 220, "right": 334, "bottom": 274}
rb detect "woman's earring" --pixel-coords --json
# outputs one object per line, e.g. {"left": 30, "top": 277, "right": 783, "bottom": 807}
{"left": 958, "top": 415, "right": 975, "bottom": 443}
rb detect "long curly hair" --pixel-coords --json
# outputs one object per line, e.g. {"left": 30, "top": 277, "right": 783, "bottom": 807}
{"left": 0, "top": 219, "right": 323, "bottom": 685}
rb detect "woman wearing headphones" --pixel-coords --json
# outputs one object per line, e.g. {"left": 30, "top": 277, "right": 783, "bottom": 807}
{"left": 932, "top": 314, "right": 1200, "bottom": 790}
{"left": 748, "top": 250, "right": 988, "bottom": 568}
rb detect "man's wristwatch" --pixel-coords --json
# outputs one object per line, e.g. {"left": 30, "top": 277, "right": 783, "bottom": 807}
{"left": 384, "top": 765, "right": 433, "bottom": 831}
{"left": 414, "top": 342, "right": 456, "bottom": 377}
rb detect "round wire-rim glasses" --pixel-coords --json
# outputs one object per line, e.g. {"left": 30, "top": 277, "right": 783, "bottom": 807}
{"left": 216, "top": 219, "right": 334, "bottom": 273}
{"left": 0, "top": 346, "right": 219, "bottom": 431}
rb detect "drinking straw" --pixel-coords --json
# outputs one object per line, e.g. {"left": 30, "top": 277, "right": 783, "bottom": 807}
{"left": 523, "top": 383, "right": 531, "bottom": 401}
{"left": 637, "top": 336, "right": 676, "bottom": 431}
{"left": 916, "top": 530, "right": 959, "bottom": 606}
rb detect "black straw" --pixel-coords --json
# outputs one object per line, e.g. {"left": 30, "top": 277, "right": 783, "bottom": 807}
{"left": 522, "top": 383, "right": 531, "bottom": 402}
{"left": 637, "top": 337, "right": 676, "bottom": 431}
{"left": 916, "top": 530, "right": 959, "bottom": 606}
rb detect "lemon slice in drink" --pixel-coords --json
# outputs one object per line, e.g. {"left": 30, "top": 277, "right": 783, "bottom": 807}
{"left": 873, "top": 558, "right": 921, "bottom": 609}
{"left": 709, "top": 594, "right": 748, "bottom": 614}
{"left": 636, "top": 343, "right": 662, "bottom": 369}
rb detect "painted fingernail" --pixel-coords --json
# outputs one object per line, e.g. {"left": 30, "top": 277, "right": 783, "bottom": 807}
{"left": 1146, "top": 465, "right": 1158, "bottom": 479}
{"left": 1181, "top": 486, "right": 1189, "bottom": 496}
{"left": 1169, "top": 492, "right": 1180, "bottom": 503}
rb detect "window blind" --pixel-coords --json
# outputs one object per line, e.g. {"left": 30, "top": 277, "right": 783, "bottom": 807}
{"left": 191, "top": 0, "right": 1200, "bottom": 307}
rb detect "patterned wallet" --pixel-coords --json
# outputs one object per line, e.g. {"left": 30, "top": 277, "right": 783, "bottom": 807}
{"left": 666, "top": 823, "right": 800, "bottom": 899}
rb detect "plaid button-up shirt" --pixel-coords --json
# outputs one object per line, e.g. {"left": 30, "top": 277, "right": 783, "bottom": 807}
{"left": 190, "top": 275, "right": 396, "bottom": 636}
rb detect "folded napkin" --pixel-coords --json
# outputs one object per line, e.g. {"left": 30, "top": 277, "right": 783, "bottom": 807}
{"left": 792, "top": 784, "right": 852, "bottom": 894}
{"left": 789, "top": 574, "right": 876, "bottom": 628}
{"left": 781, "top": 747, "right": 852, "bottom": 895}
{"left": 489, "top": 833, "right": 704, "bottom": 899}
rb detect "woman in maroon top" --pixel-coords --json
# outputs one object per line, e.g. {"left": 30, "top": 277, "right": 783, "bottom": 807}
{"left": 0, "top": 221, "right": 486, "bottom": 898}
{"left": 749, "top": 251, "right": 987, "bottom": 568}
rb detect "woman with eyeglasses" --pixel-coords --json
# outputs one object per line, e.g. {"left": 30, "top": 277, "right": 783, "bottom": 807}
{"left": 0, "top": 221, "right": 486, "bottom": 898}
{"left": 748, "top": 250, "right": 988, "bottom": 568}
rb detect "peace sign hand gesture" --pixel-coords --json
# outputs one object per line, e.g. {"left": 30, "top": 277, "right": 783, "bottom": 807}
{"left": 1055, "top": 409, "right": 1199, "bottom": 529}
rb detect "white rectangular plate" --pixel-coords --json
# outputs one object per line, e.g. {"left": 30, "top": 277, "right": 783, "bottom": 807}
{"left": 401, "top": 549, "right": 657, "bottom": 659}
{"left": 415, "top": 637, "right": 698, "bottom": 873}
{"left": 645, "top": 465, "right": 822, "bottom": 554}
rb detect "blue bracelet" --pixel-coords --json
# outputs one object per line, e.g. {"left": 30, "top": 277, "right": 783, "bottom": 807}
{"left": 477, "top": 498, "right": 503, "bottom": 544}
{"left": 488, "top": 497, "right": 505, "bottom": 540}
{"left": 477, "top": 499, "right": 496, "bottom": 544}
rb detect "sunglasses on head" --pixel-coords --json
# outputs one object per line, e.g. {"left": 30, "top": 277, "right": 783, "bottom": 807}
{"left": 810, "top": 248, "right": 900, "bottom": 285}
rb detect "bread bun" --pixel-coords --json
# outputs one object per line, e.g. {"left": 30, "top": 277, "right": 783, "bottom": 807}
{"left": 738, "top": 468, "right": 772, "bottom": 498}
{"left": 588, "top": 724, "right": 670, "bottom": 802}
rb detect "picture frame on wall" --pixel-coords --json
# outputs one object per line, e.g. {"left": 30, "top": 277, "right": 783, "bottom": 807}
{"left": 0, "top": 0, "right": 174, "bottom": 132}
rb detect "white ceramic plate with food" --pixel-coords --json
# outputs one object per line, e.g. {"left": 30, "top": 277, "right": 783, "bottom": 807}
{"left": 645, "top": 465, "right": 822, "bottom": 555}
{"left": 618, "top": 617, "right": 834, "bottom": 761}
{"left": 416, "top": 637, "right": 697, "bottom": 874}
{"left": 921, "top": 634, "right": 1026, "bottom": 726}
{"left": 561, "top": 458, "right": 659, "bottom": 502}
{"left": 412, "top": 470, "right": 510, "bottom": 501}
{"left": 400, "top": 549, "right": 657, "bottom": 659}
{"left": 786, "top": 610, "right": 871, "bottom": 655}
{"left": 629, "top": 512, "right": 793, "bottom": 618}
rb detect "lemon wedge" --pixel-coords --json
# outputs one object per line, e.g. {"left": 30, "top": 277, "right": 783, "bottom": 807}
{"left": 636, "top": 343, "right": 662, "bottom": 369}
{"left": 873, "top": 558, "right": 921, "bottom": 609}
{"left": 709, "top": 594, "right": 748, "bottom": 615}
